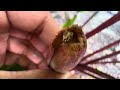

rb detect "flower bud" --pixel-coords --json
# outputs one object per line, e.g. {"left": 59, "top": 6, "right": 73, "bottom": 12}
{"left": 50, "top": 25, "right": 87, "bottom": 73}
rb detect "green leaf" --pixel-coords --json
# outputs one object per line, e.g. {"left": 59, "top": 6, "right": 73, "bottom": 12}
{"left": 63, "top": 15, "right": 77, "bottom": 28}
{"left": 0, "top": 64, "right": 27, "bottom": 71}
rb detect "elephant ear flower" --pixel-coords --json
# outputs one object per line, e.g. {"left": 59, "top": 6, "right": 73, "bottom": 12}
{"left": 50, "top": 25, "right": 87, "bottom": 73}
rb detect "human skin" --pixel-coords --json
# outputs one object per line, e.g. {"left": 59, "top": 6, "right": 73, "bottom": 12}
{"left": 0, "top": 11, "right": 61, "bottom": 70}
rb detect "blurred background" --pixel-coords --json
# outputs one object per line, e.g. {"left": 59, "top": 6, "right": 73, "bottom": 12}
{"left": 50, "top": 11, "right": 120, "bottom": 79}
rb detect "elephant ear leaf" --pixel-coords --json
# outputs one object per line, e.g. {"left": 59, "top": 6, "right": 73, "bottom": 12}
{"left": 63, "top": 15, "right": 77, "bottom": 28}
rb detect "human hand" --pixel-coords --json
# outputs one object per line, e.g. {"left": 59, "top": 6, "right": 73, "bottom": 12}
{"left": 0, "top": 11, "right": 61, "bottom": 70}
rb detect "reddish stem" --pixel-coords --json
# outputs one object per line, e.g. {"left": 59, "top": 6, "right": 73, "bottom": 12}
{"left": 81, "top": 39, "right": 120, "bottom": 62}
{"left": 84, "top": 50, "right": 120, "bottom": 65}
{"left": 75, "top": 64, "right": 115, "bottom": 79}
{"left": 86, "top": 12, "right": 120, "bottom": 39}
{"left": 82, "top": 11, "right": 99, "bottom": 27}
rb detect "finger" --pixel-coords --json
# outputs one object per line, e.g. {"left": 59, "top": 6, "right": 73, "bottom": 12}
{"left": 25, "top": 44, "right": 44, "bottom": 64}
{"left": 30, "top": 35, "right": 53, "bottom": 67}
{"left": 0, "top": 11, "right": 9, "bottom": 66}
{"left": 32, "top": 13, "right": 61, "bottom": 64}
{"left": 42, "top": 46, "right": 54, "bottom": 64}
{"left": 30, "top": 36, "right": 53, "bottom": 69}
{"left": 8, "top": 37, "right": 27, "bottom": 55}
{"left": 7, "top": 11, "right": 50, "bottom": 32}
{"left": 5, "top": 52, "right": 36, "bottom": 69}
{"left": 8, "top": 37, "right": 44, "bottom": 64}
{"left": 38, "top": 14, "right": 61, "bottom": 46}
{"left": 10, "top": 28, "right": 30, "bottom": 40}
{"left": 10, "top": 27, "right": 48, "bottom": 56}
{"left": 30, "top": 35, "right": 48, "bottom": 54}
{"left": 0, "top": 11, "right": 9, "bottom": 32}
{"left": 31, "top": 38, "right": 54, "bottom": 64}
{"left": 5, "top": 52, "right": 20, "bottom": 65}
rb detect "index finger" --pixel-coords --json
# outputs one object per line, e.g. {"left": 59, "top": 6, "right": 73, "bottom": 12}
{"left": 0, "top": 11, "right": 10, "bottom": 67}
{"left": 30, "top": 12, "right": 61, "bottom": 66}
